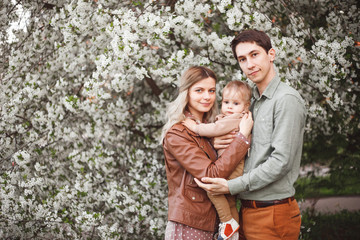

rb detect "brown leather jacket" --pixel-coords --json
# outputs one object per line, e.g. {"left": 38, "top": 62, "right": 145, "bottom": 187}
{"left": 163, "top": 122, "right": 250, "bottom": 232}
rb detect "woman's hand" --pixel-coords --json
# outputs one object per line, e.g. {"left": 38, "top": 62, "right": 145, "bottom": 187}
{"left": 194, "top": 177, "right": 230, "bottom": 195}
{"left": 212, "top": 133, "right": 236, "bottom": 150}
{"left": 239, "top": 112, "right": 253, "bottom": 139}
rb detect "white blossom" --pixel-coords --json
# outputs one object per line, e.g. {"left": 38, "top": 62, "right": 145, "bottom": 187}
{"left": 0, "top": 0, "right": 358, "bottom": 239}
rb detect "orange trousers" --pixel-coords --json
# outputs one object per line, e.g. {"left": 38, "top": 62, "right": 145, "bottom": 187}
{"left": 238, "top": 199, "right": 301, "bottom": 240}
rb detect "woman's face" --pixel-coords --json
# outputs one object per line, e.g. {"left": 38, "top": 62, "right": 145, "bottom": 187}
{"left": 187, "top": 77, "right": 216, "bottom": 121}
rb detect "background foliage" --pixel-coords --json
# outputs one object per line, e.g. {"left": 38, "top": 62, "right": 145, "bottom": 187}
{"left": 300, "top": 210, "right": 360, "bottom": 240}
{"left": 0, "top": 0, "right": 359, "bottom": 238}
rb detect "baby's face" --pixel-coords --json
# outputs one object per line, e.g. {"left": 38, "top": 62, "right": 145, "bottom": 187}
{"left": 221, "top": 93, "right": 248, "bottom": 116}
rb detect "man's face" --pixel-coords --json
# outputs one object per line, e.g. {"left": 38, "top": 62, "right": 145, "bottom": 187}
{"left": 235, "top": 42, "right": 275, "bottom": 86}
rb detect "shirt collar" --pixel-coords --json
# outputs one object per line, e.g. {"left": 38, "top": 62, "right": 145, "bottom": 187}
{"left": 253, "top": 74, "right": 281, "bottom": 100}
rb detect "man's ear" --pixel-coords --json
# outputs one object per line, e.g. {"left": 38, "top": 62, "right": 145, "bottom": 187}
{"left": 268, "top": 48, "right": 276, "bottom": 62}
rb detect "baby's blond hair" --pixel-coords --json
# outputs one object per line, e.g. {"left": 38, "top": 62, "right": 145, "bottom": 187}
{"left": 222, "top": 80, "right": 252, "bottom": 105}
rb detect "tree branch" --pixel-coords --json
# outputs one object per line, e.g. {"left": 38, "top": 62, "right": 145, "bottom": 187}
{"left": 6, "top": 0, "right": 21, "bottom": 16}
{"left": 144, "top": 76, "right": 162, "bottom": 96}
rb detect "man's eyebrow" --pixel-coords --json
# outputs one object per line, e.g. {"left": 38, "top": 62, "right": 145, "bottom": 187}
{"left": 237, "top": 49, "right": 258, "bottom": 59}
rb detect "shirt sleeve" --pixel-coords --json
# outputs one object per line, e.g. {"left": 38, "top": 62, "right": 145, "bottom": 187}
{"left": 165, "top": 131, "right": 250, "bottom": 179}
{"left": 228, "top": 94, "right": 306, "bottom": 195}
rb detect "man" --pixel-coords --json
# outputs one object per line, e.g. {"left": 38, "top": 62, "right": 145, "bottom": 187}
{"left": 195, "top": 29, "right": 306, "bottom": 240}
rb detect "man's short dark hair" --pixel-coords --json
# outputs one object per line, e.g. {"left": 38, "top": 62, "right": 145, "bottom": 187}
{"left": 231, "top": 29, "right": 272, "bottom": 60}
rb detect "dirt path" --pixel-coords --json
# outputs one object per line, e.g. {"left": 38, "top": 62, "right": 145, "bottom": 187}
{"left": 299, "top": 195, "right": 360, "bottom": 213}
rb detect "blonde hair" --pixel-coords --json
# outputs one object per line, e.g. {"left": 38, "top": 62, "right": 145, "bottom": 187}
{"left": 222, "top": 80, "right": 252, "bottom": 106}
{"left": 160, "top": 66, "right": 218, "bottom": 142}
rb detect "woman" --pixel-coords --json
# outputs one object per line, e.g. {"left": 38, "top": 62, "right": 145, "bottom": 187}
{"left": 161, "top": 66, "right": 253, "bottom": 239}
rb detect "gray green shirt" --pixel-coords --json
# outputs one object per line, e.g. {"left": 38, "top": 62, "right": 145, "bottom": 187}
{"left": 228, "top": 75, "right": 306, "bottom": 200}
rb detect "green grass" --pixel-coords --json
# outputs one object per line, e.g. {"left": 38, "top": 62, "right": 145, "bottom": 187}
{"left": 295, "top": 175, "right": 360, "bottom": 199}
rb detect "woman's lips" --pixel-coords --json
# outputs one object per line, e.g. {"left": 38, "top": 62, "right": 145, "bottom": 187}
{"left": 201, "top": 103, "right": 211, "bottom": 107}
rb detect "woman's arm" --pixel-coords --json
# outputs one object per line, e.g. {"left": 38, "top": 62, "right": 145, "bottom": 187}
{"left": 164, "top": 113, "right": 253, "bottom": 179}
{"left": 164, "top": 130, "right": 250, "bottom": 179}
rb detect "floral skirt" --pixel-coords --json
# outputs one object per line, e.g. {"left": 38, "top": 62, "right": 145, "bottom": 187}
{"left": 165, "top": 221, "right": 214, "bottom": 240}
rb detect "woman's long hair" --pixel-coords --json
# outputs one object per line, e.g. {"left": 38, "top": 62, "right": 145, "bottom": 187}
{"left": 160, "top": 66, "right": 219, "bottom": 143}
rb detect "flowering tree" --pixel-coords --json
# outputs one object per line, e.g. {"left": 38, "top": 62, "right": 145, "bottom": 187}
{"left": 0, "top": 0, "right": 359, "bottom": 238}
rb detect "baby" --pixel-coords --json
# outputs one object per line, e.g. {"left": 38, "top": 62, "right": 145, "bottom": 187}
{"left": 183, "top": 80, "right": 252, "bottom": 240}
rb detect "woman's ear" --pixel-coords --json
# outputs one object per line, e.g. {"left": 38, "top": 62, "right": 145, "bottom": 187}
{"left": 268, "top": 48, "right": 276, "bottom": 62}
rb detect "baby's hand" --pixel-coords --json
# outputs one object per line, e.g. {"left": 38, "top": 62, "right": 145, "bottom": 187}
{"left": 239, "top": 112, "right": 253, "bottom": 138}
{"left": 182, "top": 118, "right": 197, "bottom": 132}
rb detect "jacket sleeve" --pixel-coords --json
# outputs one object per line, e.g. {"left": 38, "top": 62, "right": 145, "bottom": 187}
{"left": 164, "top": 129, "right": 250, "bottom": 179}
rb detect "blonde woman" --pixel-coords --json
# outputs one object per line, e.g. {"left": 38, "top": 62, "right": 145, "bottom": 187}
{"left": 161, "top": 66, "right": 253, "bottom": 240}
{"left": 183, "top": 80, "right": 252, "bottom": 240}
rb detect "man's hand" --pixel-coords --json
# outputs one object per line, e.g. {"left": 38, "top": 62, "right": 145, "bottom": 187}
{"left": 212, "top": 133, "right": 235, "bottom": 150}
{"left": 194, "top": 177, "right": 230, "bottom": 195}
